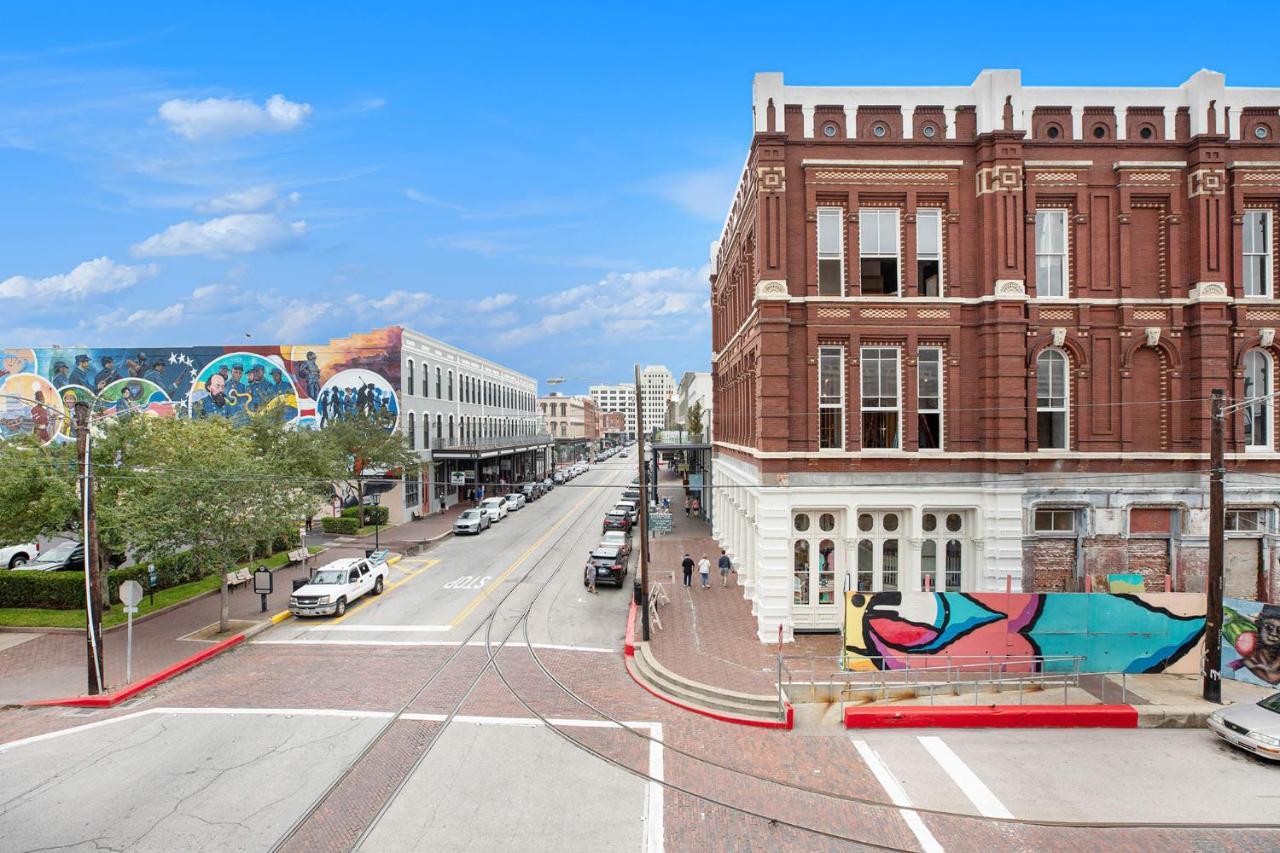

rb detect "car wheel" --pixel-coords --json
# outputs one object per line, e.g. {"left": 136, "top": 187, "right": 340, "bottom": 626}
{"left": 373, "top": 577, "right": 384, "bottom": 595}
{"left": 334, "top": 597, "right": 347, "bottom": 616}
{"left": 9, "top": 554, "right": 28, "bottom": 568}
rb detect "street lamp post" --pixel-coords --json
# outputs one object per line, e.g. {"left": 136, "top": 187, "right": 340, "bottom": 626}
{"left": 372, "top": 490, "right": 382, "bottom": 551}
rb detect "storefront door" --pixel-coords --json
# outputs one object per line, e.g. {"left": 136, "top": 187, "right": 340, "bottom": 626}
{"left": 792, "top": 512, "right": 842, "bottom": 630}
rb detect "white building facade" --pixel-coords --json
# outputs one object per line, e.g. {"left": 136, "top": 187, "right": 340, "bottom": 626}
{"left": 639, "top": 365, "right": 674, "bottom": 437}
{"left": 589, "top": 384, "right": 637, "bottom": 438}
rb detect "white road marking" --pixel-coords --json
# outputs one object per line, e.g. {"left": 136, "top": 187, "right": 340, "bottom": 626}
{"left": 853, "top": 739, "right": 944, "bottom": 853}
{"left": 307, "top": 625, "right": 453, "bottom": 632}
{"left": 918, "top": 736, "right": 1013, "bottom": 819}
{"left": 254, "top": 638, "right": 615, "bottom": 653}
{"left": 0, "top": 709, "right": 157, "bottom": 753}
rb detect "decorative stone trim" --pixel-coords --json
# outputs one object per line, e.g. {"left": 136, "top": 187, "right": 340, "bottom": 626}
{"left": 1261, "top": 328, "right": 1277, "bottom": 348}
{"left": 1039, "top": 309, "right": 1074, "bottom": 320}
{"left": 860, "top": 308, "right": 909, "bottom": 319}
{"left": 1189, "top": 282, "right": 1229, "bottom": 301}
{"left": 816, "top": 307, "right": 851, "bottom": 318}
{"left": 976, "top": 164, "right": 1024, "bottom": 196}
{"left": 1250, "top": 310, "right": 1280, "bottom": 321}
{"left": 1132, "top": 309, "right": 1168, "bottom": 321}
{"left": 994, "top": 279, "right": 1028, "bottom": 299}
{"left": 811, "top": 169, "right": 952, "bottom": 184}
{"left": 754, "top": 280, "right": 790, "bottom": 301}
{"left": 1187, "top": 168, "right": 1226, "bottom": 198}
{"left": 916, "top": 308, "right": 952, "bottom": 319}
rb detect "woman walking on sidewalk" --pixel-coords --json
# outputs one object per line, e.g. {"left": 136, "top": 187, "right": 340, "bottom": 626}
{"left": 691, "top": 495, "right": 701, "bottom": 519}
{"left": 698, "top": 554, "right": 711, "bottom": 589}
{"left": 681, "top": 553, "right": 694, "bottom": 587}
{"left": 684, "top": 495, "right": 691, "bottom": 517}
{"left": 584, "top": 553, "right": 598, "bottom": 594}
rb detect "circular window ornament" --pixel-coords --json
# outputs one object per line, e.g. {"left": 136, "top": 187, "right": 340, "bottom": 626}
{"left": 1092, "top": 125, "right": 1107, "bottom": 139}
{"left": 872, "top": 123, "right": 887, "bottom": 138}
{"left": 819, "top": 513, "right": 836, "bottom": 532}
{"left": 858, "top": 513, "right": 874, "bottom": 532}
{"left": 946, "top": 513, "right": 962, "bottom": 532}
{"left": 1140, "top": 126, "right": 1154, "bottom": 140}
{"left": 794, "top": 514, "right": 810, "bottom": 532}
{"left": 922, "top": 513, "right": 937, "bottom": 532}
{"left": 1256, "top": 125, "right": 1270, "bottom": 140}
{"left": 883, "top": 513, "right": 900, "bottom": 532}
{"left": 922, "top": 124, "right": 936, "bottom": 139}
{"left": 822, "top": 122, "right": 838, "bottom": 138}
{"left": 1046, "top": 125, "right": 1060, "bottom": 139}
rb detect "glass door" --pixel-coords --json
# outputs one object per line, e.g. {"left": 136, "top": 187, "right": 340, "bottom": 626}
{"left": 854, "top": 511, "right": 903, "bottom": 592}
{"left": 792, "top": 512, "right": 843, "bottom": 630}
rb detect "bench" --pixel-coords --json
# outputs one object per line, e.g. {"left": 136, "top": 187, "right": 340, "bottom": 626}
{"left": 225, "top": 568, "right": 252, "bottom": 590}
{"left": 287, "top": 548, "right": 309, "bottom": 564}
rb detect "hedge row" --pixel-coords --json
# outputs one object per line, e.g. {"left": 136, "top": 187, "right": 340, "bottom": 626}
{"left": 321, "top": 516, "right": 360, "bottom": 534}
{"left": 339, "top": 506, "right": 389, "bottom": 525}
{"left": 0, "top": 534, "right": 304, "bottom": 610}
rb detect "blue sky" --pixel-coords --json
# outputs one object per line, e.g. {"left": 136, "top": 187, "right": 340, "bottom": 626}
{"left": 3, "top": 3, "right": 1277, "bottom": 395}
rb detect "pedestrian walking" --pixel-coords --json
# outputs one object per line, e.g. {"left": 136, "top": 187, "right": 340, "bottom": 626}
{"left": 692, "top": 496, "right": 701, "bottom": 518}
{"left": 684, "top": 495, "right": 691, "bottom": 517}
{"left": 585, "top": 553, "right": 598, "bottom": 594}
{"left": 681, "top": 553, "right": 694, "bottom": 587}
{"left": 718, "top": 549, "right": 733, "bottom": 588}
{"left": 698, "top": 554, "right": 711, "bottom": 589}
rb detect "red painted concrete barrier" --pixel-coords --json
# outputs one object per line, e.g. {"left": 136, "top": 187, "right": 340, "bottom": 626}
{"left": 29, "top": 633, "right": 246, "bottom": 709}
{"left": 624, "top": 599, "right": 637, "bottom": 657}
{"left": 844, "top": 703, "right": 1138, "bottom": 729}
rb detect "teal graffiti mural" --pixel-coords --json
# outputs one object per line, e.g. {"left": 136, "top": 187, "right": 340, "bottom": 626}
{"left": 0, "top": 327, "right": 402, "bottom": 444}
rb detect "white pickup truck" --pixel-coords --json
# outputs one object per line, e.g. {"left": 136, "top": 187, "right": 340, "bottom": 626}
{"left": 288, "top": 557, "right": 387, "bottom": 617}
{"left": 0, "top": 541, "right": 38, "bottom": 569}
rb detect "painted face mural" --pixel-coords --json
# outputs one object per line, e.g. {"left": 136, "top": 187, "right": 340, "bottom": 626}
{"left": 0, "top": 374, "right": 66, "bottom": 445}
{"left": 1223, "top": 598, "right": 1280, "bottom": 686}
{"left": 316, "top": 369, "right": 399, "bottom": 432}
{"left": 0, "top": 348, "right": 37, "bottom": 382}
{"left": 843, "top": 591, "right": 1206, "bottom": 675}
{"left": 55, "top": 385, "right": 96, "bottom": 440}
{"left": 189, "top": 352, "right": 299, "bottom": 426}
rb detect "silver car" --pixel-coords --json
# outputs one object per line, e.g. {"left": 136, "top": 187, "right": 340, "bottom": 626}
{"left": 453, "top": 508, "right": 491, "bottom": 535}
{"left": 1207, "top": 692, "right": 1280, "bottom": 761}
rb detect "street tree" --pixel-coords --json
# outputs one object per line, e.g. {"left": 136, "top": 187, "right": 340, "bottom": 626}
{"left": 321, "top": 415, "right": 419, "bottom": 522}
{"left": 687, "top": 401, "right": 705, "bottom": 439}
{"left": 0, "top": 434, "right": 80, "bottom": 546}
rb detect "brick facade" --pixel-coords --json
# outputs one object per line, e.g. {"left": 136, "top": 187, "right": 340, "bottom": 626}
{"left": 710, "top": 69, "right": 1280, "bottom": 640}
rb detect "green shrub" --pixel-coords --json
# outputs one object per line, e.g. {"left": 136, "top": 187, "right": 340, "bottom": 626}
{"left": 339, "top": 506, "right": 388, "bottom": 525}
{"left": 341, "top": 506, "right": 360, "bottom": 519}
{"left": 0, "top": 571, "right": 88, "bottom": 609}
{"left": 321, "top": 516, "right": 360, "bottom": 534}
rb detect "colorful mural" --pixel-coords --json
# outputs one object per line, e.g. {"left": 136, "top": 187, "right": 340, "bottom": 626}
{"left": 0, "top": 327, "right": 402, "bottom": 443}
{"left": 1223, "top": 597, "right": 1280, "bottom": 687}
{"left": 843, "top": 591, "right": 1206, "bottom": 675}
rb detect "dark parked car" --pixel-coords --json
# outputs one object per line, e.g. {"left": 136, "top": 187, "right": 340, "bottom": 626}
{"left": 586, "top": 546, "right": 628, "bottom": 587}
{"left": 602, "top": 510, "right": 632, "bottom": 533}
{"left": 13, "top": 541, "right": 124, "bottom": 572}
{"left": 600, "top": 530, "right": 631, "bottom": 560}
{"left": 521, "top": 482, "right": 541, "bottom": 501}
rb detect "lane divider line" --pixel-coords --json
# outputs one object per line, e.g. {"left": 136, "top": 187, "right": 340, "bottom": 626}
{"left": 917, "top": 736, "right": 1013, "bottom": 819}
{"left": 852, "top": 739, "right": 945, "bottom": 853}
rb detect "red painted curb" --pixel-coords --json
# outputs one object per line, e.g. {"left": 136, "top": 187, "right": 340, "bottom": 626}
{"left": 624, "top": 599, "right": 637, "bottom": 657}
{"left": 623, "top": 651, "right": 793, "bottom": 730}
{"left": 28, "top": 633, "right": 246, "bottom": 709}
{"left": 844, "top": 704, "right": 1138, "bottom": 729}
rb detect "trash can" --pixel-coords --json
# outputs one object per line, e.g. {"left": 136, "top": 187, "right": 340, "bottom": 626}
{"left": 633, "top": 580, "right": 643, "bottom": 606}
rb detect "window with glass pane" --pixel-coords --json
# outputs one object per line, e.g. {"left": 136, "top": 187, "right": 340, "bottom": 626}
{"left": 817, "top": 207, "right": 844, "bottom": 296}
{"left": 861, "top": 347, "right": 900, "bottom": 448}
{"left": 921, "top": 540, "right": 936, "bottom": 590}
{"left": 857, "top": 540, "right": 874, "bottom": 591}
{"left": 916, "top": 209, "right": 942, "bottom": 296}
{"left": 1226, "top": 510, "right": 1262, "bottom": 532}
{"left": 859, "top": 208, "right": 900, "bottom": 295}
{"left": 1244, "top": 211, "right": 1271, "bottom": 297}
{"left": 408, "top": 360, "right": 415, "bottom": 393}
{"left": 1035, "top": 210, "right": 1067, "bottom": 297}
{"left": 818, "top": 540, "right": 835, "bottom": 605}
{"left": 1245, "top": 350, "right": 1271, "bottom": 448}
{"left": 882, "top": 540, "right": 899, "bottom": 590}
{"left": 1033, "top": 508, "right": 1075, "bottom": 532}
{"left": 1036, "top": 349, "right": 1068, "bottom": 449}
{"left": 793, "top": 540, "right": 810, "bottom": 605}
{"left": 917, "top": 348, "right": 942, "bottom": 450}
{"left": 408, "top": 413, "right": 416, "bottom": 449}
{"left": 436, "top": 368, "right": 442, "bottom": 398}
{"left": 945, "top": 540, "right": 963, "bottom": 590}
{"left": 818, "top": 347, "right": 844, "bottom": 449}
{"left": 422, "top": 367, "right": 429, "bottom": 398}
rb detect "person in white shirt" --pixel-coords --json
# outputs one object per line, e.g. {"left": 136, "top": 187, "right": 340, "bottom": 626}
{"left": 697, "top": 555, "right": 711, "bottom": 590}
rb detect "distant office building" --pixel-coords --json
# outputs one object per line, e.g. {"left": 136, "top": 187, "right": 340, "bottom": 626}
{"left": 589, "top": 383, "right": 637, "bottom": 438}
{"left": 639, "top": 365, "right": 675, "bottom": 436}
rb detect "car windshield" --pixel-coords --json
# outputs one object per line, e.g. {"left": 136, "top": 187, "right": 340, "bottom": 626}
{"left": 607, "top": 512, "right": 625, "bottom": 519}
{"left": 602, "top": 533, "right": 624, "bottom": 544}
{"left": 1260, "top": 693, "right": 1280, "bottom": 714}
{"left": 309, "top": 569, "right": 350, "bottom": 584}
{"left": 592, "top": 548, "right": 618, "bottom": 559}
{"left": 39, "top": 542, "right": 78, "bottom": 561}
{"left": 481, "top": 499, "right": 501, "bottom": 508}
{"left": 459, "top": 511, "right": 480, "bottom": 519}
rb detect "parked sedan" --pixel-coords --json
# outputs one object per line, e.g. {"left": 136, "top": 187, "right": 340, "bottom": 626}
{"left": 602, "top": 510, "right": 632, "bottom": 534}
{"left": 479, "top": 497, "right": 509, "bottom": 522}
{"left": 502, "top": 493, "right": 525, "bottom": 512}
{"left": 600, "top": 530, "right": 631, "bottom": 560}
{"left": 586, "top": 546, "right": 628, "bottom": 588}
{"left": 1207, "top": 693, "right": 1280, "bottom": 761}
{"left": 453, "top": 508, "right": 491, "bottom": 535}
{"left": 521, "top": 482, "right": 540, "bottom": 501}
{"left": 614, "top": 500, "right": 639, "bottom": 524}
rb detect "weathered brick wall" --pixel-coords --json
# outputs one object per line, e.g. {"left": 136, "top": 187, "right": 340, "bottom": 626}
{"left": 1024, "top": 538, "right": 1075, "bottom": 592}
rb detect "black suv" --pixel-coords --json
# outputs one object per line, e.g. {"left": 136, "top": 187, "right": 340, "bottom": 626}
{"left": 586, "top": 546, "right": 628, "bottom": 587}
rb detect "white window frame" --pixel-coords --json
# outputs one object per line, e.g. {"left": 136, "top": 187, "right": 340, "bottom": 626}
{"left": 1244, "top": 349, "right": 1273, "bottom": 452}
{"left": 915, "top": 208, "right": 943, "bottom": 297}
{"left": 1243, "top": 209, "right": 1273, "bottom": 298}
{"left": 858, "top": 208, "right": 901, "bottom": 296}
{"left": 1036, "top": 349, "right": 1069, "bottom": 450}
{"left": 1035, "top": 209, "right": 1069, "bottom": 298}
{"left": 860, "top": 346, "right": 901, "bottom": 450}
{"left": 816, "top": 207, "right": 845, "bottom": 297}
{"left": 917, "top": 347, "right": 943, "bottom": 452}
{"left": 818, "top": 346, "right": 845, "bottom": 450}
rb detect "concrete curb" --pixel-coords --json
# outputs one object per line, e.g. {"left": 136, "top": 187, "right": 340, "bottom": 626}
{"left": 1135, "top": 705, "right": 1215, "bottom": 728}
{"left": 623, "top": 651, "right": 793, "bottom": 730}
{"left": 845, "top": 704, "right": 1139, "bottom": 729}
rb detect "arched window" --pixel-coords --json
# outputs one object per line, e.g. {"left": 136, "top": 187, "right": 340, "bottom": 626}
{"left": 423, "top": 413, "right": 431, "bottom": 450}
{"left": 408, "top": 412, "right": 416, "bottom": 449}
{"left": 1036, "top": 349, "right": 1068, "bottom": 449}
{"left": 407, "top": 360, "right": 415, "bottom": 394}
{"left": 422, "top": 363, "right": 429, "bottom": 398}
{"left": 448, "top": 415, "right": 455, "bottom": 444}
{"left": 436, "top": 367, "right": 442, "bottom": 399}
{"left": 436, "top": 414, "right": 442, "bottom": 442}
{"left": 1245, "top": 350, "right": 1272, "bottom": 450}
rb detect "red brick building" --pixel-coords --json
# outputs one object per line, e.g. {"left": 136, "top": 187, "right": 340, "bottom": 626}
{"left": 710, "top": 69, "right": 1280, "bottom": 640}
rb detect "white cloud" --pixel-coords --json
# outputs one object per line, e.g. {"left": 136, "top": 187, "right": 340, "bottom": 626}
{"left": 158, "top": 93, "right": 312, "bottom": 140}
{"left": 497, "top": 267, "right": 709, "bottom": 348}
{"left": 0, "top": 256, "right": 158, "bottom": 301}
{"left": 476, "top": 293, "right": 517, "bottom": 311}
{"left": 131, "top": 213, "right": 306, "bottom": 258}
{"left": 197, "top": 185, "right": 279, "bottom": 213}
{"left": 648, "top": 165, "right": 740, "bottom": 221}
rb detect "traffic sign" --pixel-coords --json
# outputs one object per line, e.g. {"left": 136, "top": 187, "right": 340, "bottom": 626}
{"left": 119, "top": 579, "right": 144, "bottom": 607}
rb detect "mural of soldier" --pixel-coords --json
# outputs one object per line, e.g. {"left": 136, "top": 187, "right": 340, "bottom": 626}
{"left": 125, "top": 352, "right": 150, "bottom": 378}
{"left": 50, "top": 361, "right": 70, "bottom": 389}
{"left": 93, "top": 356, "right": 121, "bottom": 391}
{"left": 68, "top": 355, "right": 93, "bottom": 389}
{"left": 318, "top": 369, "right": 398, "bottom": 432}
{"left": 296, "top": 351, "right": 322, "bottom": 400}
{"left": 188, "top": 352, "right": 297, "bottom": 426}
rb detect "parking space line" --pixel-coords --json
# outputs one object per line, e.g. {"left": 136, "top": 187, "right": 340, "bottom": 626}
{"left": 448, "top": 488, "right": 598, "bottom": 629}
{"left": 918, "top": 736, "right": 1013, "bottom": 819}
{"left": 328, "top": 558, "right": 440, "bottom": 624}
{"left": 852, "top": 739, "right": 944, "bottom": 853}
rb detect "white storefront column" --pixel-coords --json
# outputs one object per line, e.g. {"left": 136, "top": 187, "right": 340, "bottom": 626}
{"left": 979, "top": 489, "right": 1026, "bottom": 591}
{"left": 753, "top": 490, "right": 794, "bottom": 643}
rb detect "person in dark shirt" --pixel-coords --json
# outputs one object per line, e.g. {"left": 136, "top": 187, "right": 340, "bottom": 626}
{"left": 681, "top": 553, "right": 694, "bottom": 588}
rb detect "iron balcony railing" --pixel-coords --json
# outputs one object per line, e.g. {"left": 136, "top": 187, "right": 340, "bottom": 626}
{"left": 433, "top": 432, "right": 553, "bottom": 452}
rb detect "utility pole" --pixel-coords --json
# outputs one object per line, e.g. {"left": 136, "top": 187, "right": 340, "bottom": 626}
{"left": 75, "top": 402, "right": 104, "bottom": 695}
{"left": 1203, "top": 389, "right": 1225, "bottom": 703}
{"left": 634, "top": 365, "right": 651, "bottom": 641}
